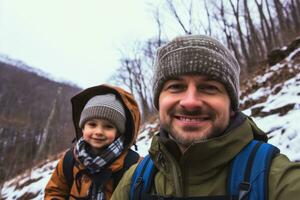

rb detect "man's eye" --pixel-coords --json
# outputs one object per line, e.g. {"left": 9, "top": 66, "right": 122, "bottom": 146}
{"left": 199, "top": 85, "right": 219, "bottom": 93}
{"left": 166, "top": 84, "right": 185, "bottom": 92}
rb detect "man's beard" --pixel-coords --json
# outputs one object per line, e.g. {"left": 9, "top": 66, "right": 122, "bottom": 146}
{"left": 160, "top": 107, "right": 227, "bottom": 148}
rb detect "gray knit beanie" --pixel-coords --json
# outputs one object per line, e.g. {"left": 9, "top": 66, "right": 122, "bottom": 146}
{"left": 153, "top": 35, "right": 240, "bottom": 111}
{"left": 79, "top": 94, "right": 126, "bottom": 134}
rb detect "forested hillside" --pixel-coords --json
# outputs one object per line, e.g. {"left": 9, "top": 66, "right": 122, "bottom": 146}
{"left": 0, "top": 57, "right": 81, "bottom": 185}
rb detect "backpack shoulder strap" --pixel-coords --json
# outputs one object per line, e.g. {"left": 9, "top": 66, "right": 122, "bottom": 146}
{"left": 228, "top": 140, "right": 280, "bottom": 200}
{"left": 130, "top": 154, "right": 156, "bottom": 200}
{"left": 124, "top": 149, "right": 140, "bottom": 169}
{"left": 63, "top": 148, "right": 75, "bottom": 190}
{"left": 113, "top": 149, "right": 140, "bottom": 188}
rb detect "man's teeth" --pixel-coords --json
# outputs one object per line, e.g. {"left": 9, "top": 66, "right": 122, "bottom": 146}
{"left": 179, "top": 116, "right": 207, "bottom": 121}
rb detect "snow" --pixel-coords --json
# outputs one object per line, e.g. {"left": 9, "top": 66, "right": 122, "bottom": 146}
{"left": 255, "top": 71, "right": 273, "bottom": 84}
{"left": 254, "top": 109, "right": 300, "bottom": 161}
{"left": 135, "top": 128, "right": 152, "bottom": 156}
{"left": 262, "top": 75, "right": 299, "bottom": 112}
{"left": 246, "top": 87, "right": 271, "bottom": 101}
{"left": 240, "top": 48, "right": 300, "bottom": 162}
{"left": 1, "top": 47, "right": 299, "bottom": 200}
{"left": 287, "top": 48, "right": 300, "bottom": 61}
{"left": 1, "top": 160, "right": 58, "bottom": 200}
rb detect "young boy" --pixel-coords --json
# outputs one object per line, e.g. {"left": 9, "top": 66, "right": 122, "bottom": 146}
{"left": 45, "top": 84, "right": 141, "bottom": 200}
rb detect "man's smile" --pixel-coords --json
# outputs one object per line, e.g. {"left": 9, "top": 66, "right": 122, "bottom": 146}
{"left": 173, "top": 115, "right": 211, "bottom": 127}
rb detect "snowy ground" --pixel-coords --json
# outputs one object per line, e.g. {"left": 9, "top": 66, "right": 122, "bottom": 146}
{"left": 243, "top": 49, "right": 300, "bottom": 161}
{"left": 1, "top": 48, "right": 299, "bottom": 200}
{"left": 1, "top": 160, "right": 58, "bottom": 199}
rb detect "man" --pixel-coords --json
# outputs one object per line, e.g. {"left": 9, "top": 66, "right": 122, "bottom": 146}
{"left": 111, "top": 35, "right": 300, "bottom": 199}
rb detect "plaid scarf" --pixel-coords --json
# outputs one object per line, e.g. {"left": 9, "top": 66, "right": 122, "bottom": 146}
{"left": 74, "top": 136, "right": 125, "bottom": 200}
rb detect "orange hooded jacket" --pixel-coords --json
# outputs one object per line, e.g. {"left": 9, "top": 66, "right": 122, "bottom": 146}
{"left": 44, "top": 84, "right": 141, "bottom": 200}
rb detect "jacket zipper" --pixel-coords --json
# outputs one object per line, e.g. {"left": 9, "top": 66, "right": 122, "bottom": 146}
{"left": 159, "top": 150, "right": 183, "bottom": 196}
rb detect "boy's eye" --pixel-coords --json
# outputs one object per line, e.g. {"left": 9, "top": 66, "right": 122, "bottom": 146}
{"left": 103, "top": 123, "right": 115, "bottom": 129}
{"left": 87, "top": 122, "right": 97, "bottom": 127}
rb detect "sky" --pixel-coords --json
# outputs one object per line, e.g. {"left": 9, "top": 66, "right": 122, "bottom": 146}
{"left": 0, "top": 0, "right": 163, "bottom": 88}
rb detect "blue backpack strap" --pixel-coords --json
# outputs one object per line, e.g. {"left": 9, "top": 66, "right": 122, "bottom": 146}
{"left": 130, "top": 154, "right": 156, "bottom": 200}
{"left": 228, "top": 140, "right": 279, "bottom": 200}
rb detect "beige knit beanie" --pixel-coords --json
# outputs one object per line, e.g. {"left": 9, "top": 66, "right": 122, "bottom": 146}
{"left": 79, "top": 94, "right": 126, "bottom": 134}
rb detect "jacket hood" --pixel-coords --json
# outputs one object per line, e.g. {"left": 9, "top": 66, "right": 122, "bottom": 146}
{"left": 71, "top": 84, "right": 141, "bottom": 149}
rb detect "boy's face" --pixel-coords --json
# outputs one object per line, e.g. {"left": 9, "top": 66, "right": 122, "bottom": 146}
{"left": 82, "top": 118, "right": 118, "bottom": 154}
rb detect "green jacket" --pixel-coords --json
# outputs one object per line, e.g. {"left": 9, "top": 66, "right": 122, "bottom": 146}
{"left": 111, "top": 114, "right": 300, "bottom": 199}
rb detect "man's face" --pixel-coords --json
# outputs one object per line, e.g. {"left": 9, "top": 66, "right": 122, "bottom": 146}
{"left": 158, "top": 75, "right": 233, "bottom": 150}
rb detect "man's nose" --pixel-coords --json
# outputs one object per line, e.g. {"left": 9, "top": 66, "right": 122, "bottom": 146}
{"left": 179, "top": 87, "right": 203, "bottom": 110}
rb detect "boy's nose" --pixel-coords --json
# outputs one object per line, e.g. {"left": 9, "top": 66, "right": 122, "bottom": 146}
{"left": 94, "top": 126, "right": 104, "bottom": 135}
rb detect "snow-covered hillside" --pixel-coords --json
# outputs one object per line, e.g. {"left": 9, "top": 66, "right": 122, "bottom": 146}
{"left": 1, "top": 46, "right": 299, "bottom": 200}
{"left": 243, "top": 48, "right": 300, "bottom": 161}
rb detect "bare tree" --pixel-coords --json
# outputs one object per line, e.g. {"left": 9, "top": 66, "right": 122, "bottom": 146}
{"left": 274, "top": 0, "right": 289, "bottom": 43}
{"left": 265, "top": 0, "right": 281, "bottom": 47}
{"left": 290, "top": 0, "right": 300, "bottom": 33}
{"left": 243, "top": 0, "right": 265, "bottom": 63}
{"left": 153, "top": 8, "right": 163, "bottom": 47}
{"left": 255, "top": 0, "right": 274, "bottom": 51}
{"left": 111, "top": 45, "right": 154, "bottom": 121}
{"left": 166, "top": 0, "right": 192, "bottom": 34}
{"left": 204, "top": 0, "right": 212, "bottom": 36}
{"left": 282, "top": 1, "right": 294, "bottom": 36}
{"left": 229, "top": 0, "right": 251, "bottom": 68}
{"left": 211, "top": 0, "right": 242, "bottom": 64}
